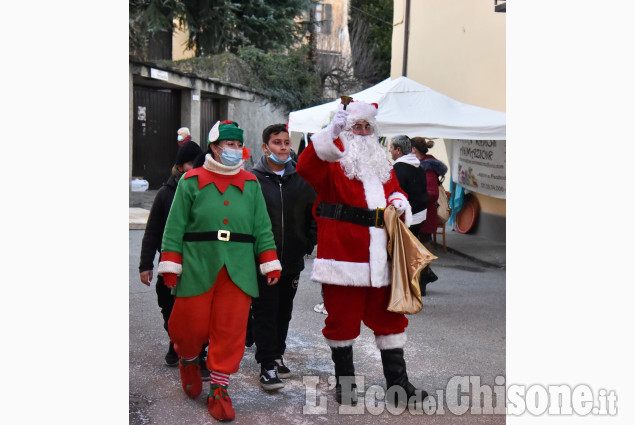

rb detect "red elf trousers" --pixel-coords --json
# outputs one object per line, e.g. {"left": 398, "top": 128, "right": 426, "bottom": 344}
{"left": 322, "top": 283, "right": 408, "bottom": 342}
{"left": 168, "top": 265, "right": 251, "bottom": 375}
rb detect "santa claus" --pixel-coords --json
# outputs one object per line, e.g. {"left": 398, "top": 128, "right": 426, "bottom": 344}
{"left": 296, "top": 100, "right": 427, "bottom": 408}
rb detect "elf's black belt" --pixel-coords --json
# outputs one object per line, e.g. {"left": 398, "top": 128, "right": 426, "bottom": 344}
{"left": 183, "top": 230, "right": 255, "bottom": 243}
{"left": 317, "top": 202, "right": 385, "bottom": 228}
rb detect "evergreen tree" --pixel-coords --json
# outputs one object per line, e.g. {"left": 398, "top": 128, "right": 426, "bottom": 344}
{"left": 238, "top": 45, "right": 324, "bottom": 111}
{"left": 130, "top": 0, "right": 315, "bottom": 57}
{"left": 234, "top": 0, "right": 314, "bottom": 53}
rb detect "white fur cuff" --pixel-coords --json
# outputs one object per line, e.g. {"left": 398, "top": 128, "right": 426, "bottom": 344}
{"left": 311, "top": 129, "right": 346, "bottom": 162}
{"left": 158, "top": 261, "right": 182, "bottom": 276}
{"left": 404, "top": 206, "right": 413, "bottom": 227}
{"left": 313, "top": 259, "right": 369, "bottom": 287}
{"left": 260, "top": 259, "right": 282, "bottom": 275}
{"left": 325, "top": 338, "right": 356, "bottom": 348}
{"left": 375, "top": 333, "right": 407, "bottom": 350}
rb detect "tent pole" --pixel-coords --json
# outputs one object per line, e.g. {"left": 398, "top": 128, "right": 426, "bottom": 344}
{"left": 402, "top": 0, "right": 411, "bottom": 77}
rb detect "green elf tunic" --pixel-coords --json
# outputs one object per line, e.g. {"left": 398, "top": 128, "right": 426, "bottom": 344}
{"left": 158, "top": 155, "right": 281, "bottom": 298}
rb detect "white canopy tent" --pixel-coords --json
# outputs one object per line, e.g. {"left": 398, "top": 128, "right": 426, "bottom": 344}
{"left": 287, "top": 76, "right": 506, "bottom": 140}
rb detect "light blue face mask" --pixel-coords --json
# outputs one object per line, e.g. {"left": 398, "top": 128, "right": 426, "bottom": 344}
{"left": 268, "top": 152, "right": 292, "bottom": 165}
{"left": 177, "top": 135, "right": 184, "bottom": 142}
{"left": 220, "top": 147, "right": 243, "bottom": 166}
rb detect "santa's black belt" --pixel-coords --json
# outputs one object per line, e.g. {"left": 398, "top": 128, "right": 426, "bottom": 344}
{"left": 317, "top": 202, "right": 385, "bottom": 228}
{"left": 183, "top": 230, "right": 255, "bottom": 243}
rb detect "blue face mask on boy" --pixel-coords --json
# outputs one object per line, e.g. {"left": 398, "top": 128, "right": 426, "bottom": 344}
{"left": 268, "top": 152, "right": 292, "bottom": 165}
{"left": 220, "top": 147, "right": 243, "bottom": 166}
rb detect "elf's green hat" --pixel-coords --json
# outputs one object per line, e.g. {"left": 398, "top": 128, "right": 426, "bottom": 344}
{"left": 208, "top": 120, "right": 243, "bottom": 144}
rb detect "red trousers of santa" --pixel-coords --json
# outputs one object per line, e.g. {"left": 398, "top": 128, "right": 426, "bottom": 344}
{"left": 322, "top": 283, "right": 408, "bottom": 343}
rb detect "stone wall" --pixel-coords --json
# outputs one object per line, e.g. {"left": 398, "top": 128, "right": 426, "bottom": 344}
{"left": 130, "top": 59, "right": 289, "bottom": 184}
{"left": 228, "top": 99, "right": 288, "bottom": 170}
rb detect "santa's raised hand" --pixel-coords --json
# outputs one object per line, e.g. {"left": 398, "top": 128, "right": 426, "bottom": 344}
{"left": 329, "top": 110, "right": 348, "bottom": 139}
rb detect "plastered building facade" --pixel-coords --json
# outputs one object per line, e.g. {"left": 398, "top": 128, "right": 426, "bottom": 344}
{"left": 391, "top": 0, "right": 506, "bottom": 241}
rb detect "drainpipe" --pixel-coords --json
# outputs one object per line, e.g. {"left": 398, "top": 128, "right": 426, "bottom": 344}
{"left": 402, "top": 0, "right": 411, "bottom": 77}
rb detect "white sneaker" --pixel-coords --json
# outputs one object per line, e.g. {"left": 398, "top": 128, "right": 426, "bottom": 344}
{"left": 313, "top": 303, "right": 328, "bottom": 315}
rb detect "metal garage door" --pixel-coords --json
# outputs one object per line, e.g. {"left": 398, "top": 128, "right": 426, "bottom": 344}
{"left": 132, "top": 85, "right": 181, "bottom": 189}
{"left": 200, "top": 97, "right": 222, "bottom": 145}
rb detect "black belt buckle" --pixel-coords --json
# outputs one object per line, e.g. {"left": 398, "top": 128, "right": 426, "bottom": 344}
{"left": 375, "top": 208, "right": 385, "bottom": 228}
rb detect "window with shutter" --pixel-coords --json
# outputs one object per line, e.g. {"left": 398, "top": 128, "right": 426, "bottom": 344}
{"left": 323, "top": 3, "right": 332, "bottom": 35}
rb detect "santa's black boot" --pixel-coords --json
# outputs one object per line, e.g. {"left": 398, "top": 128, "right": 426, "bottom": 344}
{"left": 380, "top": 348, "right": 428, "bottom": 408}
{"left": 330, "top": 346, "right": 358, "bottom": 406}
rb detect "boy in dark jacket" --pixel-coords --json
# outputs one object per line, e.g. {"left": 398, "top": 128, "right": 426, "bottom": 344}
{"left": 249, "top": 124, "right": 317, "bottom": 390}
{"left": 138, "top": 140, "right": 204, "bottom": 367}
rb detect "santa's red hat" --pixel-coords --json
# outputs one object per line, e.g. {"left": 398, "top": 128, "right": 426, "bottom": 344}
{"left": 339, "top": 100, "right": 379, "bottom": 133}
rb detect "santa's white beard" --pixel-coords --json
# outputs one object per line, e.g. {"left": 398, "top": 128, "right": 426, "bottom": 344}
{"left": 339, "top": 132, "right": 392, "bottom": 183}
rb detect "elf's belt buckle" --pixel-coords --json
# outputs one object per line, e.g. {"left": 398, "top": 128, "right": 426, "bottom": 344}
{"left": 217, "top": 230, "right": 231, "bottom": 242}
{"left": 375, "top": 208, "right": 385, "bottom": 228}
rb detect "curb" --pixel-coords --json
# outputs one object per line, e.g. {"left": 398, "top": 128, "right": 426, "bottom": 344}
{"left": 130, "top": 208, "right": 150, "bottom": 230}
{"left": 445, "top": 246, "right": 506, "bottom": 269}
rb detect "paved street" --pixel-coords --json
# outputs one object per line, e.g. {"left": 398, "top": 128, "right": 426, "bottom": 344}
{"left": 129, "top": 226, "right": 505, "bottom": 424}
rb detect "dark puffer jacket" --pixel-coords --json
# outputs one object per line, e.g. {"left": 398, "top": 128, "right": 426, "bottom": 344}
{"left": 250, "top": 156, "right": 317, "bottom": 277}
{"left": 138, "top": 174, "right": 178, "bottom": 272}
{"left": 393, "top": 158, "right": 429, "bottom": 215}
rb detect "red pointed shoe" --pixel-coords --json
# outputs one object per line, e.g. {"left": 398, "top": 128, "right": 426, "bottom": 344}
{"left": 207, "top": 384, "right": 235, "bottom": 421}
{"left": 179, "top": 357, "right": 202, "bottom": 398}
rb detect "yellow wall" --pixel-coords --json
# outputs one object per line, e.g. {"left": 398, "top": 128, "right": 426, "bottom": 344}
{"left": 172, "top": 22, "right": 196, "bottom": 60}
{"left": 392, "top": 0, "right": 505, "bottom": 111}
{"left": 391, "top": 0, "right": 505, "bottom": 217}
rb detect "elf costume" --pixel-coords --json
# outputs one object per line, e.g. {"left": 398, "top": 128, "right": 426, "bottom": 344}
{"left": 159, "top": 121, "right": 281, "bottom": 421}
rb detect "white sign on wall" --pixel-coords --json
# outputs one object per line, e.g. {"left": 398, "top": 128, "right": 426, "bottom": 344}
{"left": 150, "top": 68, "right": 169, "bottom": 82}
{"left": 450, "top": 139, "right": 506, "bottom": 199}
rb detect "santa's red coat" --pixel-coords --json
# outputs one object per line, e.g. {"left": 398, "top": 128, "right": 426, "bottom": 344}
{"left": 296, "top": 131, "right": 409, "bottom": 288}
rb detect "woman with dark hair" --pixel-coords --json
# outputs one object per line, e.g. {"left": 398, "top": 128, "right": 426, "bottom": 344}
{"left": 411, "top": 137, "right": 448, "bottom": 293}
{"left": 139, "top": 141, "right": 205, "bottom": 369}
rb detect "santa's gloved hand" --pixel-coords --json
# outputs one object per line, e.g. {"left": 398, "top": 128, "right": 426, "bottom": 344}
{"left": 330, "top": 110, "right": 348, "bottom": 139}
{"left": 163, "top": 273, "right": 178, "bottom": 289}
{"left": 391, "top": 199, "right": 407, "bottom": 216}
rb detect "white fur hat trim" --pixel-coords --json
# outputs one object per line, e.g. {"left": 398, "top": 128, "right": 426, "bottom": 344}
{"left": 340, "top": 101, "right": 378, "bottom": 128}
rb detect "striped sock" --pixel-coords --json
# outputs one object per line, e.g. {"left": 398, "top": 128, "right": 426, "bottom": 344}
{"left": 211, "top": 371, "right": 230, "bottom": 386}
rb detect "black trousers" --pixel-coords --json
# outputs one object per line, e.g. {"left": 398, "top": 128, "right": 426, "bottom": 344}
{"left": 408, "top": 223, "right": 422, "bottom": 239}
{"left": 251, "top": 273, "right": 300, "bottom": 365}
{"left": 410, "top": 222, "right": 433, "bottom": 244}
{"left": 155, "top": 275, "right": 175, "bottom": 334}
{"left": 157, "top": 274, "right": 208, "bottom": 357}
